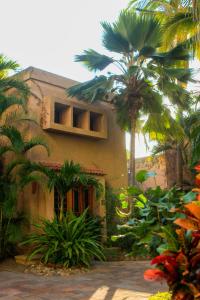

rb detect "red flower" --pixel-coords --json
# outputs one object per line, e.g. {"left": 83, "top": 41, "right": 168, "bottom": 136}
{"left": 144, "top": 269, "right": 166, "bottom": 282}
{"left": 194, "top": 164, "right": 200, "bottom": 173}
{"left": 151, "top": 255, "right": 177, "bottom": 267}
{"left": 192, "top": 232, "right": 200, "bottom": 238}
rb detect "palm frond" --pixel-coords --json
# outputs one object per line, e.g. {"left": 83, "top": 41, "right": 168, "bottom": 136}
{"left": 152, "top": 41, "right": 191, "bottom": 65}
{"left": 162, "top": 67, "right": 195, "bottom": 83}
{"left": 103, "top": 11, "right": 161, "bottom": 53}
{"left": 163, "top": 12, "right": 199, "bottom": 50}
{"left": 5, "top": 158, "right": 27, "bottom": 176}
{"left": 0, "top": 145, "right": 14, "bottom": 156}
{"left": 75, "top": 49, "right": 114, "bottom": 72}
{"left": 143, "top": 109, "right": 184, "bottom": 142}
{"left": 67, "top": 75, "right": 115, "bottom": 102}
{"left": 0, "top": 55, "right": 19, "bottom": 78}
{"left": 0, "top": 78, "right": 29, "bottom": 97}
{"left": 0, "top": 94, "right": 26, "bottom": 116}
{"left": 140, "top": 84, "right": 163, "bottom": 114}
{"left": 23, "top": 137, "right": 50, "bottom": 155}
{"left": 157, "top": 80, "right": 192, "bottom": 109}
{"left": 0, "top": 126, "right": 24, "bottom": 153}
{"left": 152, "top": 143, "right": 174, "bottom": 156}
{"left": 101, "top": 21, "right": 130, "bottom": 53}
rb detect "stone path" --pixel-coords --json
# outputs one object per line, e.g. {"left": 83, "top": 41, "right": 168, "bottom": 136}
{"left": 0, "top": 261, "right": 167, "bottom": 300}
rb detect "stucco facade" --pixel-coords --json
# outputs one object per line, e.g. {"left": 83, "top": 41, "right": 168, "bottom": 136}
{"left": 18, "top": 67, "right": 128, "bottom": 223}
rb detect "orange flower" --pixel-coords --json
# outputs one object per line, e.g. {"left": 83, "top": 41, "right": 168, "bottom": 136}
{"left": 144, "top": 269, "right": 166, "bottom": 282}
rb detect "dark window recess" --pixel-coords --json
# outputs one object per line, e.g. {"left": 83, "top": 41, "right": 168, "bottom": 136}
{"left": 54, "top": 188, "right": 67, "bottom": 217}
{"left": 54, "top": 103, "right": 67, "bottom": 125}
{"left": 73, "top": 107, "right": 85, "bottom": 128}
{"left": 73, "top": 189, "right": 80, "bottom": 214}
{"left": 90, "top": 112, "right": 102, "bottom": 132}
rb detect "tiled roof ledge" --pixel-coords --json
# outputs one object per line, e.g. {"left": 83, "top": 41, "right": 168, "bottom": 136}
{"left": 38, "top": 161, "right": 106, "bottom": 176}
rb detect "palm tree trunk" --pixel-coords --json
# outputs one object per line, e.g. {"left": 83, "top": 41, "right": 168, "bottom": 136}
{"left": 176, "top": 144, "right": 183, "bottom": 187}
{"left": 129, "top": 117, "right": 136, "bottom": 186}
{"left": 58, "top": 193, "right": 64, "bottom": 221}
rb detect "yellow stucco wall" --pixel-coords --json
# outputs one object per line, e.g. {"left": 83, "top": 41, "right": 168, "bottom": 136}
{"left": 18, "top": 67, "right": 128, "bottom": 222}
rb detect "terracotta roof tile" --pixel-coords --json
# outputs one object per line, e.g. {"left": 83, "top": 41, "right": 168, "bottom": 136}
{"left": 38, "top": 161, "right": 106, "bottom": 176}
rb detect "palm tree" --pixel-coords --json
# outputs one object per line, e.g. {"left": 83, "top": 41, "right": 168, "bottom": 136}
{"left": 0, "top": 55, "right": 50, "bottom": 259}
{"left": 128, "top": 0, "right": 200, "bottom": 58}
{"left": 0, "top": 55, "right": 29, "bottom": 115}
{"left": 67, "top": 11, "right": 193, "bottom": 185}
{"left": 19, "top": 160, "right": 102, "bottom": 221}
{"left": 149, "top": 108, "right": 200, "bottom": 186}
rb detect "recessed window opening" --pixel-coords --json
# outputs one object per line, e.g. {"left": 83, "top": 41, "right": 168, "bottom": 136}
{"left": 54, "top": 103, "right": 68, "bottom": 125}
{"left": 90, "top": 112, "right": 102, "bottom": 132}
{"left": 73, "top": 107, "right": 86, "bottom": 129}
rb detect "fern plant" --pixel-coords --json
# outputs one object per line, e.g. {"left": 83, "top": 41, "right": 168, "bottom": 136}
{"left": 22, "top": 209, "right": 105, "bottom": 267}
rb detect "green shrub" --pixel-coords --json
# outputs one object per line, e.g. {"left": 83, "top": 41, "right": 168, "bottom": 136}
{"left": 113, "top": 185, "right": 186, "bottom": 257}
{"left": 22, "top": 209, "right": 105, "bottom": 267}
{"left": 149, "top": 292, "right": 172, "bottom": 300}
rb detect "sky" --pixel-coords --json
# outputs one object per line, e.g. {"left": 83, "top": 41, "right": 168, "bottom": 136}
{"left": 1, "top": 0, "right": 161, "bottom": 158}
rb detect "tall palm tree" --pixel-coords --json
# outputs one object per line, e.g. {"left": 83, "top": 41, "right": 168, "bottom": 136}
{"left": 67, "top": 11, "right": 193, "bottom": 185}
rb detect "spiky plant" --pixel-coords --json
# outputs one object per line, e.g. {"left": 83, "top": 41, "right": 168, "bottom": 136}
{"left": 22, "top": 209, "right": 105, "bottom": 267}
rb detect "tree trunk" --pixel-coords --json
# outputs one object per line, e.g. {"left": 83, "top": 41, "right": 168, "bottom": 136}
{"left": 176, "top": 144, "right": 183, "bottom": 187}
{"left": 129, "top": 117, "right": 136, "bottom": 186}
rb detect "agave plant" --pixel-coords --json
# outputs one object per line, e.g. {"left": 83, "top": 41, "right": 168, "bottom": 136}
{"left": 22, "top": 209, "right": 105, "bottom": 267}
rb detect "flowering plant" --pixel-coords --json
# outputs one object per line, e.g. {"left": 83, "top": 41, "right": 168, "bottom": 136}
{"left": 144, "top": 164, "right": 200, "bottom": 300}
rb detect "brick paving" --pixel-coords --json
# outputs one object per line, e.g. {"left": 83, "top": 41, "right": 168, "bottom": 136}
{"left": 0, "top": 261, "right": 167, "bottom": 300}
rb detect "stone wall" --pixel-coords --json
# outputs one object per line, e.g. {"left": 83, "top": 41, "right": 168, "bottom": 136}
{"left": 135, "top": 155, "right": 167, "bottom": 189}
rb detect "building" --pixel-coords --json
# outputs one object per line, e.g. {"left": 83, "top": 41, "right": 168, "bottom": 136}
{"left": 18, "top": 67, "right": 128, "bottom": 224}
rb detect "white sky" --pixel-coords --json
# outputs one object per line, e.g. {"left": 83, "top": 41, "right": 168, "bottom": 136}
{"left": 0, "top": 0, "right": 171, "bottom": 158}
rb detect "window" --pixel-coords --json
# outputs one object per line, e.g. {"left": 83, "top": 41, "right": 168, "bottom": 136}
{"left": 54, "top": 103, "right": 70, "bottom": 125}
{"left": 54, "top": 186, "right": 93, "bottom": 217}
{"left": 72, "top": 187, "right": 93, "bottom": 215}
{"left": 73, "top": 107, "right": 87, "bottom": 129}
{"left": 45, "top": 99, "right": 107, "bottom": 139}
{"left": 90, "top": 112, "right": 102, "bottom": 132}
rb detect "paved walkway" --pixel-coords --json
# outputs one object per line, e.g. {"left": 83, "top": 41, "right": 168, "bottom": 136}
{"left": 0, "top": 261, "right": 167, "bottom": 300}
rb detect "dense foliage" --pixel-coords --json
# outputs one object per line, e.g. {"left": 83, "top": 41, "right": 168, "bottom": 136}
{"left": 0, "top": 56, "right": 49, "bottom": 260}
{"left": 23, "top": 210, "right": 105, "bottom": 267}
{"left": 110, "top": 169, "right": 192, "bottom": 257}
{"left": 144, "top": 164, "right": 200, "bottom": 300}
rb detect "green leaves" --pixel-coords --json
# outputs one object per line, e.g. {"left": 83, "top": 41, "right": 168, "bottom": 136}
{"left": 23, "top": 210, "right": 105, "bottom": 267}
{"left": 75, "top": 49, "right": 114, "bottom": 72}
{"left": 183, "top": 191, "right": 197, "bottom": 203}
{"left": 136, "top": 169, "right": 157, "bottom": 183}
{"left": 67, "top": 75, "right": 114, "bottom": 102}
